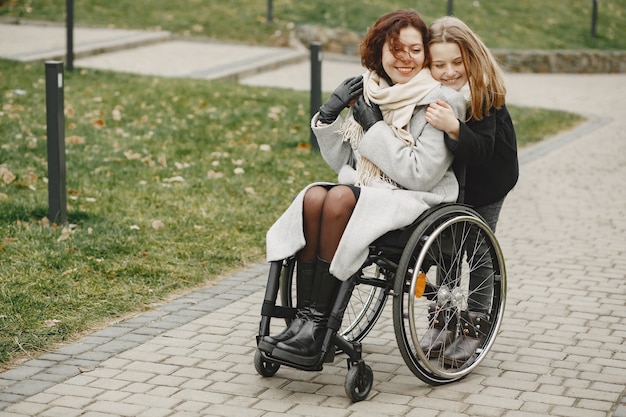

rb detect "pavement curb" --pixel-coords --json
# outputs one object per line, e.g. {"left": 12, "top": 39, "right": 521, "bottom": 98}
{"left": 0, "top": 264, "right": 269, "bottom": 411}
{"left": 0, "top": 19, "right": 309, "bottom": 82}
{"left": 0, "top": 19, "right": 172, "bottom": 62}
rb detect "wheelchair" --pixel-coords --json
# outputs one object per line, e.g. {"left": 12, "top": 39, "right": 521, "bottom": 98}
{"left": 254, "top": 168, "right": 507, "bottom": 402}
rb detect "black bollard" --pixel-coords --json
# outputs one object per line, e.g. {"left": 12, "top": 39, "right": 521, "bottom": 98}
{"left": 309, "top": 42, "right": 322, "bottom": 152}
{"left": 267, "top": 0, "right": 273, "bottom": 23}
{"left": 591, "top": 0, "right": 598, "bottom": 37}
{"left": 447, "top": 0, "right": 454, "bottom": 16}
{"left": 66, "top": 0, "right": 74, "bottom": 71}
{"left": 45, "top": 61, "right": 68, "bottom": 225}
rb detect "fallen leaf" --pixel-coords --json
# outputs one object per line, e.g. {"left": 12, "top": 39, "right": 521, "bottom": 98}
{"left": 152, "top": 220, "right": 164, "bottom": 230}
{"left": 57, "top": 225, "right": 73, "bottom": 242}
{"left": 124, "top": 150, "right": 142, "bottom": 160}
{"left": 66, "top": 135, "right": 85, "bottom": 145}
{"left": 0, "top": 167, "right": 16, "bottom": 184}
{"left": 90, "top": 118, "right": 105, "bottom": 128}
{"left": 163, "top": 176, "right": 185, "bottom": 183}
{"left": 24, "top": 173, "right": 38, "bottom": 182}
{"left": 207, "top": 170, "right": 223, "bottom": 179}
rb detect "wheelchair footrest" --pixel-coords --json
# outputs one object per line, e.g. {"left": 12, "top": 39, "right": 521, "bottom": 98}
{"left": 324, "top": 345, "right": 336, "bottom": 363}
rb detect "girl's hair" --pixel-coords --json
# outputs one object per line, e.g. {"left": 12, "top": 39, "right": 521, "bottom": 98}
{"left": 429, "top": 16, "right": 506, "bottom": 120}
{"left": 361, "top": 9, "right": 429, "bottom": 82}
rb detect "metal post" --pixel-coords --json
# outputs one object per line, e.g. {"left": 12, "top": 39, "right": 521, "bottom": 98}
{"left": 45, "top": 61, "right": 68, "bottom": 225}
{"left": 447, "top": 0, "right": 454, "bottom": 16}
{"left": 591, "top": 0, "right": 598, "bottom": 37}
{"left": 309, "top": 42, "right": 322, "bottom": 152}
{"left": 267, "top": 0, "right": 273, "bottom": 23}
{"left": 66, "top": 0, "right": 74, "bottom": 71}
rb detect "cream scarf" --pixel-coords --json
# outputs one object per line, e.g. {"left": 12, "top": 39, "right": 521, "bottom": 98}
{"left": 340, "top": 68, "right": 440, "bottom": 188}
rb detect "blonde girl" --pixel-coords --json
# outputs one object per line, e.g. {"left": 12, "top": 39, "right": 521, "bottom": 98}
{"left": 423, "top": 16, "right": 519, "bottom": 365}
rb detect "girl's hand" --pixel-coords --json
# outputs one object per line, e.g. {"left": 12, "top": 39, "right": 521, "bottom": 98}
{"left": 425, "top": 100, "right": 460, "bottom": 140}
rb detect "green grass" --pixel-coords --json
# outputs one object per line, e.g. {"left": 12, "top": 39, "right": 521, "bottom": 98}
{"left": 0, "top": 0, "right": 590, "bottom": 367}
{"left": 0, "top": 59, "right": 330, "bottom": 366}
{"left": 1, "top": 0, "right": 625, "bottom": 50}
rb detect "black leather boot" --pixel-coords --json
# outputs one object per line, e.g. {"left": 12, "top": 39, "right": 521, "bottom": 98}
{"left": 420, "top": 303, "right": 456, "bottom": 356}
{"left": 272, "top": 259, "right": 340, "bottom": 366}
{"left": 442, "top": 311, "right": 489, "bottom": 367}
{"left": 257, "top": 261, "right": 315, "bottom": 354}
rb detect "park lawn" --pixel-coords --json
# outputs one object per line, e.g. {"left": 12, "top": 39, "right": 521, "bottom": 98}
{"left": 1, "top": 0, "right": 625, "bottom": 50}
{"left": 0, "top": 56, "right": 583, "bottom": 367}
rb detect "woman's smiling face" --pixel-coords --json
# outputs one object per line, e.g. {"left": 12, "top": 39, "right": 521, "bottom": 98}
{"left": 429, "top": 42, "right": 468, "bottom": 92}
{"left": 381, "top": 26, "right": 425, "bottom": 85}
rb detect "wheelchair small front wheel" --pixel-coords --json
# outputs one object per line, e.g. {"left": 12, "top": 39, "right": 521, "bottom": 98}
{"left": 254, "top": 349, "right": 280, "bottom": 377}
{"left": 344, "top": 362, "right": 373, "bottom": 402}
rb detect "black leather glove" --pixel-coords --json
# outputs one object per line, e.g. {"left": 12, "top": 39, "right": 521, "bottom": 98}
{"left": 318, "top": 75, "right": 363, "bottom": 124}
{"left": 352, "top": 96, "right": 383, "bottom": 131}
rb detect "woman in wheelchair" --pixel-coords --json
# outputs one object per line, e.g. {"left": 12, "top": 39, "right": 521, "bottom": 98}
{"left": 423, "top": 16, "right": 519, "bottom": 364}
{"left": 261, "top": 9, "right": 467, "bottom": 366}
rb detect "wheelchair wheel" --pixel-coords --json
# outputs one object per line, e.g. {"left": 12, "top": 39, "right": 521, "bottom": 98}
{"left": 340, "top": 265, "right": 389, "bottom": 343}
{"left": 279, "top": 261, "right": 388, "bottom": 344}
{"left": 344, "top": 361, "right": 373, "bottom": 402}
{"left": 392, "top": 205, "right": 506, "bottom": 385}
{"left": 254, "top": 350, "right": 280, "bottom": 377}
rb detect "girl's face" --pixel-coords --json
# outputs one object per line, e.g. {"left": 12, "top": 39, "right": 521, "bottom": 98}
{"left": 381, "top": 26, "right": 425, "bottom": 85}
{"left": 429, "top": 42, "right": 468, "bottom": 92}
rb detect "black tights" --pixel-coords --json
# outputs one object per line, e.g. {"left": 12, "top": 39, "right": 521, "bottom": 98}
{"left": 297, "top": 185, "right": 359, "bottom": 264}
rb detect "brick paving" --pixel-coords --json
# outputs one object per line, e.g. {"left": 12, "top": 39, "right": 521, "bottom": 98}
{"left": 0, "top": 22, "right": 625, "bottom": 417}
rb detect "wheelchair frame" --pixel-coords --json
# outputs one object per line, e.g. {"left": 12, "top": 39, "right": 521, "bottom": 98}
{"left": 255, "top": 200, "right": 507, "bottom": 402}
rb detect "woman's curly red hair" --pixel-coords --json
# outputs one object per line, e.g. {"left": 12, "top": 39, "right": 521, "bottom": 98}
{"left": 360, "top": 9, "right": 430, "bottom": 81}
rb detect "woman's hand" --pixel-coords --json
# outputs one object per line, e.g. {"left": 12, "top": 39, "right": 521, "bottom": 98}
{"left": 352, "top": 96, "right": 383, "bottom": 131}
{"left": 318, "top": 75, "right": 364, "bottom": 124}
{"left": 425, "top": 100, "right": 460, "bottom": 140}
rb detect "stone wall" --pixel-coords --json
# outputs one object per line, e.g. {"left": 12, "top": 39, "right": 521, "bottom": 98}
{"left": 296, "top": 24, "right": 626, "bottom": 74}
{"left": 493, "top": 49, "right": 626, "bottom": 73}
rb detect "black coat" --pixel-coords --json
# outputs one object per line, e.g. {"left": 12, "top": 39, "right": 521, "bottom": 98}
{"left": 445, "top": 104, "right": 519, "bottom": 208}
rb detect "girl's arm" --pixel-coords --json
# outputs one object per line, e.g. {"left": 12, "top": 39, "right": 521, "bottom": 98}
{"left": 426, "top": 100, "right": 497, "bottom": 165}
{"left": 425, "top": 100, "right": 461, "bottom": 139}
